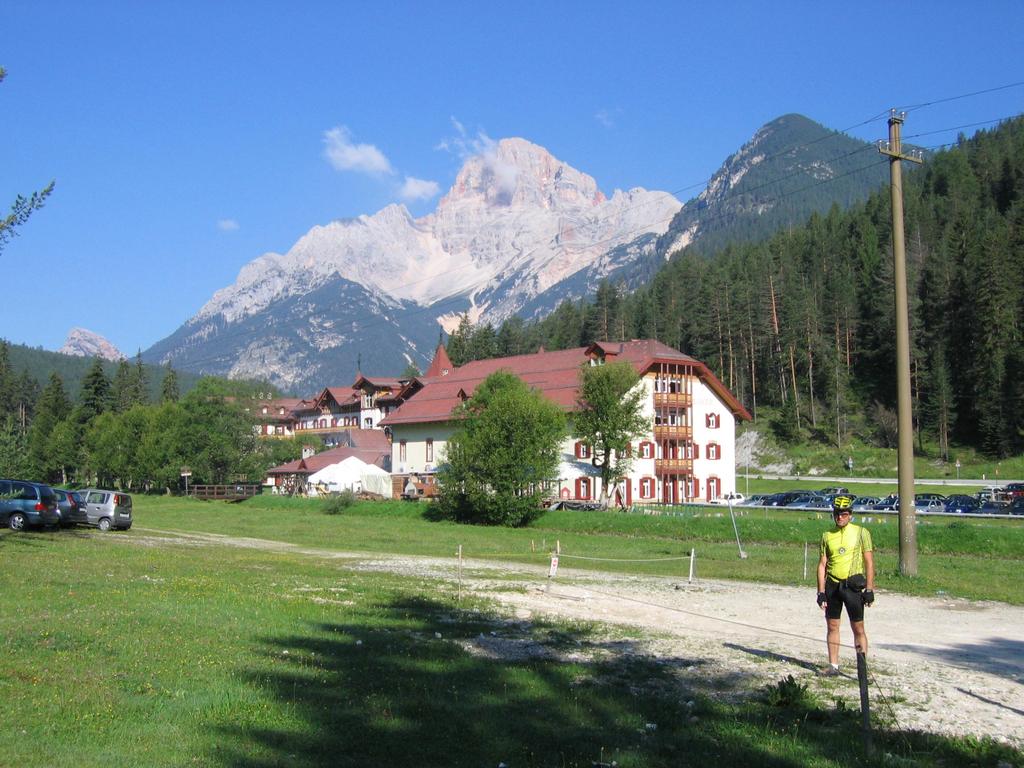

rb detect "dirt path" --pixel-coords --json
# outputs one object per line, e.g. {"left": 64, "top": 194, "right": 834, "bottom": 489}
{"left": 131, "top": 528, "right": 1024, "bottom": 747}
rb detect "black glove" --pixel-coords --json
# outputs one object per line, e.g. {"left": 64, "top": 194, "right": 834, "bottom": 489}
{"left": 863, "top": 589, "right": 875, "bottom": 606}
{"left": 817, "top": 591, "right": 827, "bottom": 607}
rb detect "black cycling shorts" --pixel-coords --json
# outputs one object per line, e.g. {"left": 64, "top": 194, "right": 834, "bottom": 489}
{"left": 824, "top": 578, "right": 865, "bottom": 622}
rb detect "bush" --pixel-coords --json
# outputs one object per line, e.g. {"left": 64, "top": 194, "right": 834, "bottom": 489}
{"left": 763, "top": 674, "right": 814, "bottom": 708}
{"left": 323, "top": 489, "right": 357, "bottom": 515}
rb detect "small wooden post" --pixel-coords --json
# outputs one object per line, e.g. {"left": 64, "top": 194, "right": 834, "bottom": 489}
{"left": 688, "top": 548, "right": 696, "bottom": 583}
{"left": 556, "top": 539, "right": 561, "bottom": 555}
{"left": 857, "top": 650, "right": 873, "bottom": 756}
{"left": 803, "top": 542, "right": 809, "bottom": 580}
{"left": 457, "top": 545, "right": 463, "bottom": 602}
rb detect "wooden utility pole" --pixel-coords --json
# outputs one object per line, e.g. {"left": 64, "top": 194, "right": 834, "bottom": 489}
{"left": 878, "top": 110, "right": 923, "bottom": 576}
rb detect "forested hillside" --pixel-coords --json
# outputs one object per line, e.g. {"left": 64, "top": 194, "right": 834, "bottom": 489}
{"left": 656, "top": 113, "right": 893, "bottom": 257}
{"left": 448, "top": 117, "right": 1024, "bottom": 458}
{"left": 1, "top": 341, "right": 203, "bottom": 401}
{"left": 0, "top": 341, "right": 304, "bottom": 489}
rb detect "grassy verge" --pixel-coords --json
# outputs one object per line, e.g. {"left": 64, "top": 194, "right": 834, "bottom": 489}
{"left": 127, "top": 495, "right": 1024, "bottom": 604}
{"left": 0, "top": 529, "right": 1018, "bottom": 767}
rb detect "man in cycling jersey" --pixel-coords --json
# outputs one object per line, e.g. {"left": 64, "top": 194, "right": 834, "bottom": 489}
{"left": 816, "top": 494, "right": 875, "bottom": 675}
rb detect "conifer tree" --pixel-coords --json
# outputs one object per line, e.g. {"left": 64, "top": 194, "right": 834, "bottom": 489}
{"left": 79, "top": 358, "right": 111, "bottom": 423}
{"left": 160, "top": 364, "right": 180, "bottom": 403}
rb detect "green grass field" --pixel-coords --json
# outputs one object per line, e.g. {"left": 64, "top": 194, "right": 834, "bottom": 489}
{"left": 135, "top": 494, "right": 1024, "bottom": 604}
{"left": 1, "top": 496, "right": 1021, "bottom": 767}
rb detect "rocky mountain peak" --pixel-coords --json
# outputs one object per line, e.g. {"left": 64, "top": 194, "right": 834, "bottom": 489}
{"left": 59, "top": 327, "right": 123, "bottom": 361}
{"left": 147, "top": 136, "right": 682, "bottom": 390}
{"left": 439, "top": 137, "right": 605, "bottom": 210}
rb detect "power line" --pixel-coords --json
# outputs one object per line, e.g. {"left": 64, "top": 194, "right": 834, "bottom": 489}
{"left": 898, "top": 79, "right": 1024, "bottom": 113}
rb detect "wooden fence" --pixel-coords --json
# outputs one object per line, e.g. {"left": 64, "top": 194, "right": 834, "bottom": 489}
{"left": 191, "top": 484, "right": 262, "bottom": 501}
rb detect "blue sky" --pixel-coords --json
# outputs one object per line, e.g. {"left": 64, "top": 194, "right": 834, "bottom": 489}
{"left": 3, "top": 1, "right": 1022, "bottom": 356}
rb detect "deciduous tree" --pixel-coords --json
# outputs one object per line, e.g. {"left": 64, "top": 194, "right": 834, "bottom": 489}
{"left": 437, "top": 371, "right": 566, "bottom": 526}
{"left": 573, "top": 361, "right": 648, "bottom": 507}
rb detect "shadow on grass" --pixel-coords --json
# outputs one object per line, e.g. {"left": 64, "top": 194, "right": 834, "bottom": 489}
{"left": 723, "top": 642, "right": 821, "bottom": 673}
{"left": 880, "top": 636, "right": 1024, "bottom": 681}
{"left": 205, "top": 593, "right": 1024, "bottom": 768}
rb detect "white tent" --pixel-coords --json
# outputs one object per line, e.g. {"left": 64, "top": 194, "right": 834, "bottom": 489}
{"left": 359, "top": 462, "right": 392, "bottom": 497}
{"left": 307, "top": 456, "right": 391, "bottom": 497}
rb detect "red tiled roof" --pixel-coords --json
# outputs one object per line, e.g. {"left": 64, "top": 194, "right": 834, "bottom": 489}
{"left": 381, "top": 339, "right": 751, "bottom": 426}
{"left": 424, "top": 344, "right": 453, "bottom": 377}
{"left": 346, "top": 428, "right": 391, "bottom": 452}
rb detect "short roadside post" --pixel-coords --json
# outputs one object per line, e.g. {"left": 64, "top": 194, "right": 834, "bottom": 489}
{"left": 857, "top": 651, "right": 873, "bottom": 756}
{"left": 180, "top": 466, "right": 192, "bottom": 496}
{"left": 547, "top": 552, "right": 559, "bottom": 592}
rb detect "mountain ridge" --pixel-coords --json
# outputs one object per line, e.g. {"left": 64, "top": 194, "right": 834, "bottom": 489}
{"left": 143, "top": 117, "right": 889, "bottom": 393}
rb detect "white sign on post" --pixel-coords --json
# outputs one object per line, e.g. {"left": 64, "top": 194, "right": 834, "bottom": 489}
{"left": 548, "top": 555, "right": 559, "bottom": 578}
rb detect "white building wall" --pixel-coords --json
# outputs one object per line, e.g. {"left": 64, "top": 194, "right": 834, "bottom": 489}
{"left": 391, "top": 423, "right": 455, "bottom": 475}
{"left": 388, "top": 369, "right": 739, "bottom": 504}
{"left": 691, "top": 378, "right": 737, "bottom": 500}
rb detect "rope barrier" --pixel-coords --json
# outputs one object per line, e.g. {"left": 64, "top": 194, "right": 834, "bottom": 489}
{"left": 557, "top": 554, "right": 693, "bottom": 563}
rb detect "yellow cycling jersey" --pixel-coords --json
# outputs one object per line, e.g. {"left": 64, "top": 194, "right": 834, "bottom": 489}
{"left": 821, "top": 523, "right": 873, "bottom": 580}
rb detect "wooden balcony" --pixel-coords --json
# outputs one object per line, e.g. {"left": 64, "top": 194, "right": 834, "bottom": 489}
{"left": 654, "top": 458, "right": 693, "bottom": 475}
{"left": 653, "top": 424, "right": 692, "bottom": 441}
{"left": 294, "top": 425, "right": 357, "bottom": 435}
{"left": 653, "top": 392, "right": 692, "bottom": 408}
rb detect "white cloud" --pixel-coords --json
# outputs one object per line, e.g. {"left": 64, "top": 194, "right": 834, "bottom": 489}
{"left": 437, "top": 119, "right": 518, "bottom": 200}
{"left": 594, "top": 107, "right": 622, "bottom": 128}
{"left": 217, "top": 218, "right": 240, "bottom": 232}
{"left": 399, "top": 176, "right": 440, "bottom": 201}
{"left": 323, "top": 126, "right": 394, "bottom": 176}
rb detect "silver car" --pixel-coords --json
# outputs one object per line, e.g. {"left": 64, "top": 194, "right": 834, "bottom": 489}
{"left": 79, "top": 489, "right": 133, "bottom": 531}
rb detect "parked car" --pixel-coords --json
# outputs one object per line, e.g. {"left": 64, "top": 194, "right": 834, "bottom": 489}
{"left": 1003, "top": 482, "right": 1024, "bottom": 500}
{"left": 872, "top": 495, "right": 899, "bottom": 511}
{"left": 914, "top": 497, "right": 946, "bottom": 514}
{"left": 915, "top": 493, "right": 946, "bottom": 502}
{"left": 944, "top": 495, "right": 980, "bottom": 514}
{"left": 741, "top": 494, "right": 768, "bottom": 506}
{"left": 819, "top": 487, "right": 849, "bottom": 495}
{"left": 804, "top": 496, "right": 834, "bottom": 510}
{"left": 977, "top": 500, "right": 1009, "bottom": 515}
{"left": 52, "top": 488, "right": 87, "bottom": 527}
{"left": 851, "top": 496, "right": 879, "bottom": 512}
{"left": 764, "top": 491, "right": 812, "bottom": 507}
{"left": 0, "top": 479, "right": 60, "bottom": 530}
{"left": 784, "top": 494, "right": 818, "bottom": 509}
{"left": 78, "top": 489, "right": 133, "bottom": 531}
{"left": 1008, "top": 498, "right": 1024, "bottom": 516}
{"left": 977, "top": 486, "right": 1005, "bottom": 502}
{"left": 711, "top": 492, "right": 745, "bottom": 505}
